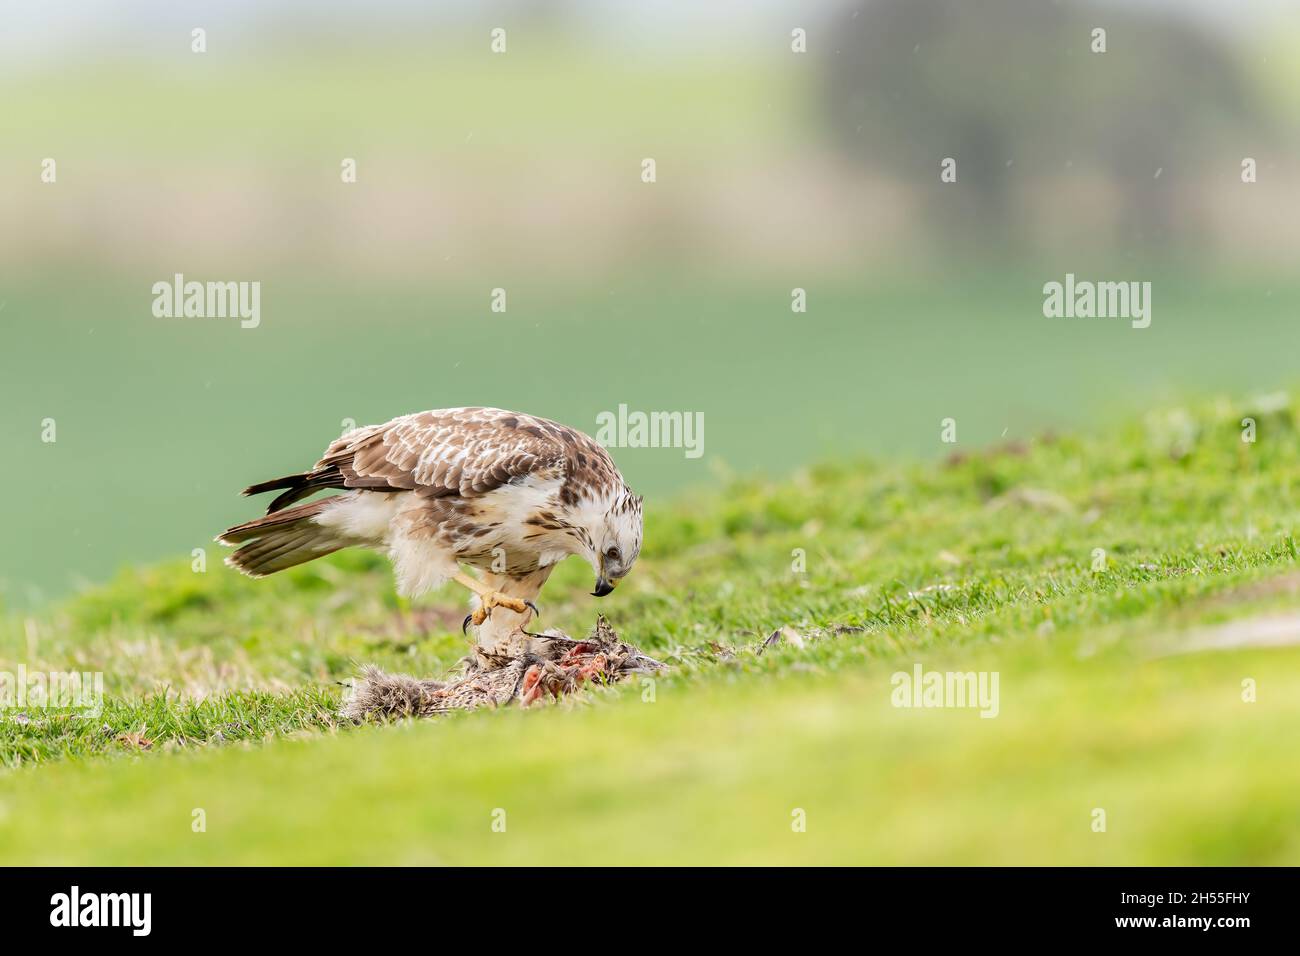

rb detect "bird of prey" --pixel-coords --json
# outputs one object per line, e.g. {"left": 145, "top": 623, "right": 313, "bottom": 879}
{"left": 218, "top": 407, "right": 643, "bottom": 647}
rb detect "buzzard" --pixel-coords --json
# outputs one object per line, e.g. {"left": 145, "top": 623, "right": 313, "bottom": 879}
{"left": 218, "top": 407, "right": 643, "bottom": 647}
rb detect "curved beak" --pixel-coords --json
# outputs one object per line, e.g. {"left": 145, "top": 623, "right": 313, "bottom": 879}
{"left": 591, "top": 575, "right": 617, "bottom": 597}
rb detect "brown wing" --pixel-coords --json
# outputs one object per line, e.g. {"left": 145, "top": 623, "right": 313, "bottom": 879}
{"left": 246, "top": 406, "right": 620, "bottom": 513}
{"left": 322, "top": 407, "right": 571, "bottom": 497}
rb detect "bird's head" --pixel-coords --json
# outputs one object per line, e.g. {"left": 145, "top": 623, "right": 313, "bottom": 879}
{"left": 588, "top": 488, "right": 643, "bottom": 597}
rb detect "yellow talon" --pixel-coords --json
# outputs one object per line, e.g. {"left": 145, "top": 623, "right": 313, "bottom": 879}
{"left": 453, "top": 573, "right": 538, "bottom": 632}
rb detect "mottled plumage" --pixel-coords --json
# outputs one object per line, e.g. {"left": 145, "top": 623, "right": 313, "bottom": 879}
{"left": 219, "top": 407, "right": 643, "bottom": 647}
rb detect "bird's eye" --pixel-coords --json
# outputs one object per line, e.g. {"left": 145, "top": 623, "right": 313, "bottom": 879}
{"left": 605, "top": 547, "right": 620, "bottom": 561}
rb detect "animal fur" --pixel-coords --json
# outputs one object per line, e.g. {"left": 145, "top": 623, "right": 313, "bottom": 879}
{"left": 341, "top": 617, "right": 664, "bottom": 720}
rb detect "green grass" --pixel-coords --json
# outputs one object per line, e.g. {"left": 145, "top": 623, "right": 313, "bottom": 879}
{"left": 2, "top": 393, "right": 1300, "bottom": 863}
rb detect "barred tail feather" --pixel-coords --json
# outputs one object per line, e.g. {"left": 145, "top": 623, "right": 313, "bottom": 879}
{"left": 218, "top": 500, "right": 345, "bottom": 577}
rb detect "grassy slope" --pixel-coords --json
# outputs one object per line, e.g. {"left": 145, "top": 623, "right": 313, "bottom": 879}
{"left": 3, "top": 396, "right": 1300, "bottom": 864}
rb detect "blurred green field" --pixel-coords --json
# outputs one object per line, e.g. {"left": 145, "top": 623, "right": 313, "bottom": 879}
{"left": 5, "top": 270, "right": 1300, "bottom": 605}
{"left": 7, "top": 23, "right": 1300, "bottom": 606}
{"left": 1, "top": 45, "right": 803, "bottom": 159}
{"left": 2, "top": 395, "right": 1299, "bottom": 864}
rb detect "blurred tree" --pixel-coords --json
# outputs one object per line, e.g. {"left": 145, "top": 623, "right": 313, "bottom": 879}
{"left": 821, "top": 0, "right": 1265, "bottom": 249}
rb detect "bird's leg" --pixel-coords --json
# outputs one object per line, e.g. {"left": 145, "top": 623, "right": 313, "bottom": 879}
{"left": 453, "top": 572, "right": 538, "bottom": 630}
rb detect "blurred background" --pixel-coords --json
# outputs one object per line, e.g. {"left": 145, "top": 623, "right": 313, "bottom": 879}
{"left": 3, "top": 0, "right": 1299, "bottom": 605}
